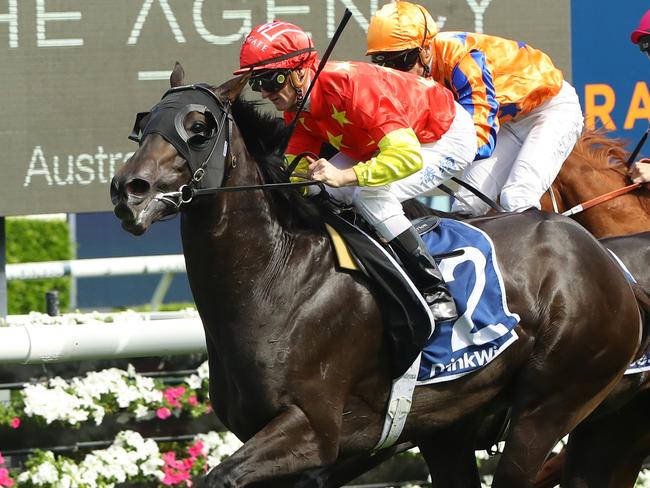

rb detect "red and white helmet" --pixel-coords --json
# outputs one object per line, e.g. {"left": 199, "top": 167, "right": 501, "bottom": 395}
{"left": 631, "top": 9, "right": 650, "bottom": 44}
{"left": 234, "top": 21, "right": 317, "bottom": 75}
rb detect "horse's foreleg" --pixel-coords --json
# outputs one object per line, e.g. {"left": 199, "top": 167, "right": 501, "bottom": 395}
{"left": 492, "top": 367, "right": 628, "bottom": 488}
{"left": 200, "top": 404, "right": 339, "bottom": 488}
{"left": 417, "top": 421, "right": 482, "bottom": 488}
{"left": 561, "top": 390, "right": 650, "bottom": 488}
{"left": 291, "top": 442, "right": 414, "bottom": 488}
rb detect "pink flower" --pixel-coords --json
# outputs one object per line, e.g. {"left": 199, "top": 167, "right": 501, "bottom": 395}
{"left": 187, "top": 396, "right": 198, "bottom": 406}
{"left": 162, "top": 469, "right": 190, "bottom": 485}
{"left": 0, "top": 468, "right": 14, "bottom": 487}
{"left": 9, "top": 418, "right": 20, "bottom": 429}
{"left": 162, "top": 451, "right": 192, "bottom": 486}
{"left": 163, "top": 386, "right": 186, "bottom": 408}
{"left": 156, "top": 407, "right": 172, "bottom": 420}
{"left": 162, "top": 451, "right": 176, "bottom": 463}
{"left": 188, "top": 440, "right": 204, "bottom": 459}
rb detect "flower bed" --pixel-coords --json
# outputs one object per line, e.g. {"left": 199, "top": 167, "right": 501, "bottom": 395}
{"left": 0, "top": 362, "right": 211, "bottom": 434}
{"left": 0, "top": 311, "right": 647, "bottom": 487}
{"left": 0, "top": 430, "right": 242, "bottom": 487}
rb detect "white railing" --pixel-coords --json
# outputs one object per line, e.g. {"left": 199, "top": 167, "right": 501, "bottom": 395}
{"left": 6, "top": 255, "right": 185, "bottom": 280}
{"left": 0, "top": 313, "right": 206, "bottom": 364}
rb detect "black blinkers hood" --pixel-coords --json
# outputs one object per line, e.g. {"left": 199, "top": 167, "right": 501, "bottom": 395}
{"left": 129, "top": 84, "right": 230, "bottom": 191}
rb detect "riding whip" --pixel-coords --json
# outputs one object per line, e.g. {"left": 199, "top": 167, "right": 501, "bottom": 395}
{"left": 284, "top": 9, "right": 353, "bottom": 174}
{"left": 625, "top": 125, "right": 649, "bottom": 167}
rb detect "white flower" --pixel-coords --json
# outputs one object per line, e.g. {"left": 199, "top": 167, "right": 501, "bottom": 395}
{"left": 197, "top": 431, "right": 242, "bottom": 467}
{"left": 22, "top": 384, "right": 89, "bottom": 424}
{"left": 636, "top": 470, "right": 650, "bottom": 488}
{"left": 197, "top": 361, "right": 210, "bottom": 380}
{"left": 31, "top": 460, "right": 60, "bottom": 483}
{"left": 134, "top": 404, "right": 149, "bottom": 419}
{"left": 186, "top": 374, "right": 202, "bottom": 390}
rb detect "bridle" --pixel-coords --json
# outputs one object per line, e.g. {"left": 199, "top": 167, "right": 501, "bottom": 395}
{"left": 128, "top": 84, "right": 322, "bottom": 213}
{"left": 129, "top": 84, "right": 233, "bottom": 210}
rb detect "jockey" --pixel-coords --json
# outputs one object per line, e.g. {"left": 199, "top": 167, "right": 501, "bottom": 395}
{"left": 366, "top": 1, "right": 584, "bottom": 215}
{"left": 629, "top": 9, "right": 650, "bottom": 185}
{"left": 235, "top": 20, "right": 479, "bottom": 322}
{"left": 632, "top": 9, "right": 650, "bottom": 58}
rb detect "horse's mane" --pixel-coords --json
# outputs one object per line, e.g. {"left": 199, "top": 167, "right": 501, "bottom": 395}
{"left": 227, "top": 95, "right": 464, "bottom": 230}
{"left": 230, "top": 96, "right": 322, "bottom": 230}
{"left": 571, "top": 129, "right": 631, "bottom": 176}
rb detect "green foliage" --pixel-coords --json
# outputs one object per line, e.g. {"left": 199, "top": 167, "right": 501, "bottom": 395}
{"left": 6, "top": 218, "right": 72, "bottom": 314}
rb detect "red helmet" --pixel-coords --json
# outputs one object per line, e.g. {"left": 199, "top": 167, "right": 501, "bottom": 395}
{"left": 631, "top": 9, "right": 650, "bottom": 44}
{"left": 234, "top": 21, "right": 317, "bottom": 75}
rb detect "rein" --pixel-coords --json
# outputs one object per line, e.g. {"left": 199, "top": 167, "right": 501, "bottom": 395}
{"left": 552, "top": 127, "right": 649, "bottom": 216}
{"left": 561, "top": 182, "right": 642, "bottom": 217}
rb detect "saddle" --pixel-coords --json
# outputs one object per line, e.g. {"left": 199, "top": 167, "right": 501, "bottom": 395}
{"left": 323, "top": 211, "right": 441, "bottom": 379}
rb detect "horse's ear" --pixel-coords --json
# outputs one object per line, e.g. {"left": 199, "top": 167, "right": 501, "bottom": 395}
{"left": 215, "top": 73, "right": 250, "bottom": 103}
{"left": 170, "top": 62, "right": 185, "bottom": 88}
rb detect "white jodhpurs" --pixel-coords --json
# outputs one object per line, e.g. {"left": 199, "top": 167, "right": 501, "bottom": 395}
{"left": 452, "top": 81, "right": 584, "bottom": 215}
{"left": 322, "top": 103, "right": 477, "bottom": 241}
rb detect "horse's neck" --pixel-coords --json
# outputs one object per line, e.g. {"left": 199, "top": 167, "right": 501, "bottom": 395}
{"left": 556, "top": 155, "right": 626, "bottom": 206}
{"left": 179, "top": 155, "right": 329, "bottom": 335}
{"left": 181, "top": 159, "right": 285, "bottom": 272}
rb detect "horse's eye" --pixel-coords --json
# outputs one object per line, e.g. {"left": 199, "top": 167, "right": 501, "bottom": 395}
{"left": 191, "top": 122, "right": 207, "bottom": 133}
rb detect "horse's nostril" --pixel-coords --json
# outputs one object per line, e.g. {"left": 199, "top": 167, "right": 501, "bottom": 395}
{"left": 126, "top": 178, "right": 151, "bottom": 196}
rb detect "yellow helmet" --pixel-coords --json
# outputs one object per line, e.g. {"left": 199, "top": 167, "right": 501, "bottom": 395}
{"left": 366, "top": 1, "right": 437, "bottom": 55}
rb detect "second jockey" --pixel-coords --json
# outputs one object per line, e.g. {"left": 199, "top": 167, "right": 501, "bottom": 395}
{"left": 366, "top": 1, "right": 584, "bottom": 215}
{"left": 235, "top": 20, "right": 479, "bottom": 322}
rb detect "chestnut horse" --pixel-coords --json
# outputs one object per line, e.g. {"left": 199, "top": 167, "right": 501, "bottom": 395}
{"left": 540, "top": 130, "right": 650, "bottom": 238}
{"left": 110, "top": 66, "right": 641, "bottom": 487}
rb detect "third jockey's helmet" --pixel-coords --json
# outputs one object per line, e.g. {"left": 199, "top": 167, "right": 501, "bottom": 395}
{"left": 234, "top": 20, "right": 317, "bottom": 75}
{"left": 366, "top": 1, "right": 437, "bottom": 55}
{"left": 631, "top": 9, "right": 650, "bottom": 44}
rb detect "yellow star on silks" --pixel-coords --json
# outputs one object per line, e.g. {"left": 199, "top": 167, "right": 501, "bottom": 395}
{"left": 331, "top": 105, "right": 352, "bottom": 127}
{"left": 331, "top": 61, "right": 352, "bottom": 72}
{"left": 299, "top": 117, "right": 311, "bottom": 131}
{"left": 326, "top": 131, "right": 348, "bottom": 150}
{"left": 366, "top": 138, "right": 376, "bottom": 146}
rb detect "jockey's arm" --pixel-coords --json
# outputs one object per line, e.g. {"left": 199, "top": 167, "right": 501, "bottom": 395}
{"left": 351, "top": 128, "right": 423, "bottom": 186}
{"left": 307, "top": 128, "right": 423, "bottom": 188}
{"left": 284, "top": 120, "right": 323, "bottom": 184}
{"left": 449, "top": 51, "right": 500, "bottom": 160}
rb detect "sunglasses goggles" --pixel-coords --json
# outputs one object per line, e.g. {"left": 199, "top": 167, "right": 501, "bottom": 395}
{"left": 371, "top": 49, "right": 421, "bottom": 72}
{"left": 248, "top": 69, "right": 292, "bottom": 92}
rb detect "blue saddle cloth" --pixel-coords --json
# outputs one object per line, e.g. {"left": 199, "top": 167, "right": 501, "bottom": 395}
{"left": 417, "top": 219, "right": 520, "bottom": 384}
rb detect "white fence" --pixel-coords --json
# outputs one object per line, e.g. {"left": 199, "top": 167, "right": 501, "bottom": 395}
{"left": 6, "top": 254, "right": 187, "bottom": 311}
{"left": 0, "top": 312, "right": 206, "bottom": 364}
{"left": 6, "top": 255, "right": 185, "bottom": 280}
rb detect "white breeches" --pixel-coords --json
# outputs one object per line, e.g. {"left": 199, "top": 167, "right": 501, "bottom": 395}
{"left": 320, "top": 103, "right": 477, "bottom": 241}
{"left": 452, "top": 81, "right": 584, "bottom": 215}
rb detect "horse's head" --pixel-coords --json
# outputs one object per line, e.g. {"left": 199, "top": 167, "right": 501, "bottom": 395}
{"left": 110, "top": 63, "right": 248, "bottom": 235}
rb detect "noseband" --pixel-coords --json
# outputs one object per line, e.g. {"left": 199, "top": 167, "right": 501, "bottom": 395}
{"left": 129, "top": 84, "right": 233, "bottom": 210}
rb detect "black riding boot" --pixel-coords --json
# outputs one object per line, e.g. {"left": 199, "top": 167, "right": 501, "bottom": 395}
{"left": 389, "top": 226, "right": 458, "bottom": 322}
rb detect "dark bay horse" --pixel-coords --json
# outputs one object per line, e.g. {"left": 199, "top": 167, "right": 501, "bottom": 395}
{"left": 110, "top": 66, "right": 642, "bottom": 487}
{"left": 533, "top": 130, "right": 650, "bottom": 487}
{"left": 540, "top": 130, "right": 650, "bottom": 238}
{"left": 533, "top": 231, "right": 650, "bottom": 488}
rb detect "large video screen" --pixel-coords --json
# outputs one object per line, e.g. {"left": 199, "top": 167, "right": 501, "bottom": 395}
{"left": 0, "top": 0, "right": 569, "bottom": 216}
